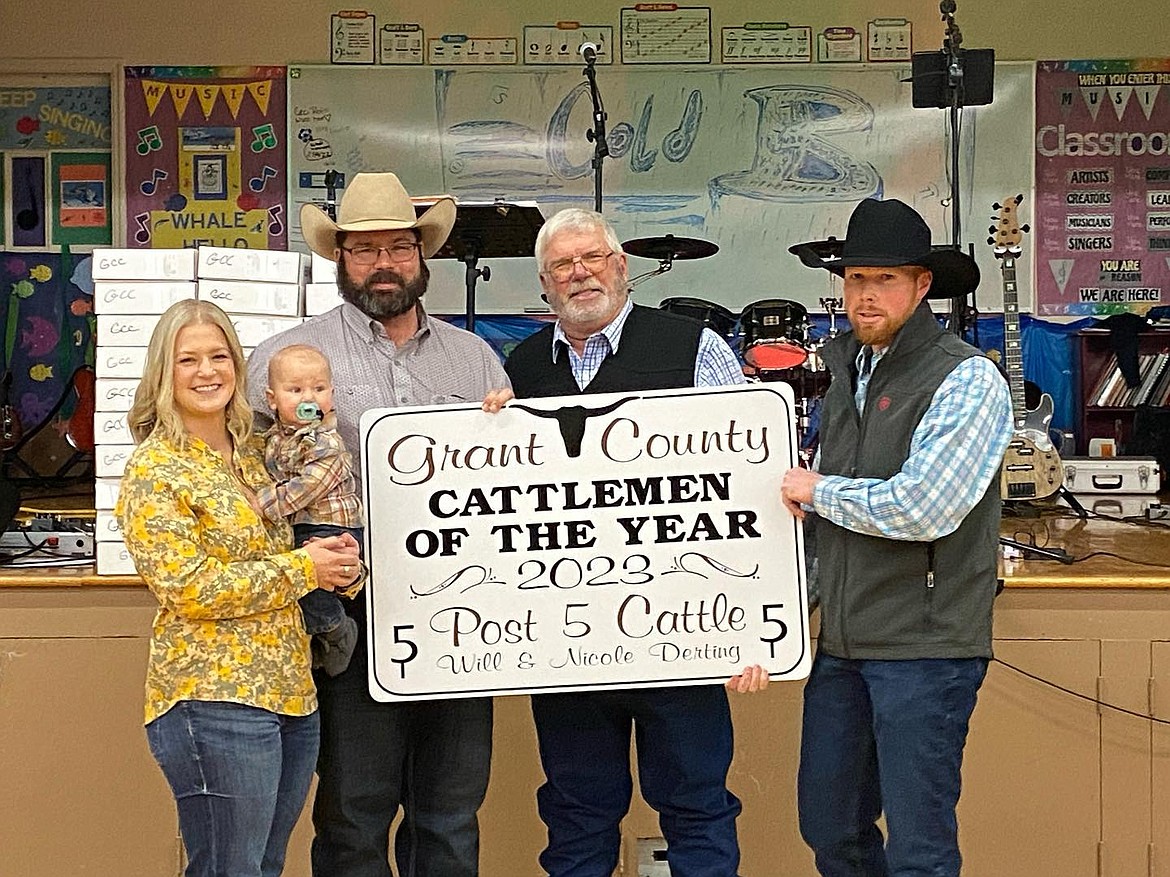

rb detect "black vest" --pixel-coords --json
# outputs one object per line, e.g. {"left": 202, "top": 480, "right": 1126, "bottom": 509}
{"left": 815, "top": 302, "right": 1003, "bottom": 660}
{"left": 505, "top": 305, "right": 701, "bottom": 397}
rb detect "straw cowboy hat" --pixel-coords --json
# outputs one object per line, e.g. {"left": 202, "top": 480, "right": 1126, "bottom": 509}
{"left": 300, "top": 172, "right": 456, "bottom": 261}
{"left": 788, "top": 198, "right": 980, "bottom": 300}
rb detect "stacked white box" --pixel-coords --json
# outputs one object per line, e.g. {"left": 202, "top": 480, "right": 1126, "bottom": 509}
{"left": 197, "top": 279, "right": 302, "bottom": 316}
{"left": 311, "top": 251, "right": 337, "bottom": 283}
{"left": 91, "top": 248, "right": 197, "bottom": 575}
{"left": 91, "top": 246, "right": 311, "bottom": 575}
{"left": 197, "top": 246, "right": 308, "bottom": 284}
{"left": 91, "top": 248, "right": 197, "bottom": 281}
{"left": 231, "top": 315, "right": 304, "bottom": 348}
{"left": 306, "top": 252, "right": 341, "bottom": 316}
{"left": 305, "top": 282, "right": 342, "bottom": 316}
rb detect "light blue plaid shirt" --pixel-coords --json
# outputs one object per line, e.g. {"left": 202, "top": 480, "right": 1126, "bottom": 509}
{"left": 812, "top": 346, "right": 1013, "bottom": 541}
{"left": 550, "top": 298, "right": 747, "bottom": 389}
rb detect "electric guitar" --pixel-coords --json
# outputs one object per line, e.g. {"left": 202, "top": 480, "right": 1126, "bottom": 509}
{"left": 989, "top": 195, "right": 1062, "bottom": 500}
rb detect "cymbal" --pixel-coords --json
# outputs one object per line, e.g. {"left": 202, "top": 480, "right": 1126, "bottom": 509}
{"left": 787, "top": 237, "right": 843, "bottom": 270}
{"left": 622, "top": 234, "right": 718, "bottom": 261}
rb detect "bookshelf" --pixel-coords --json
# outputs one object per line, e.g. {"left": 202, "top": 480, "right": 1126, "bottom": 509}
{"left": 1076, "top": 328, "right": 1170, "bottom": 454}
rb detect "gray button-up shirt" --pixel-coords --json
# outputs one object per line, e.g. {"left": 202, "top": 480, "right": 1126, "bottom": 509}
{"left": 246, "top": 302, "right": 510, "bottom": 484}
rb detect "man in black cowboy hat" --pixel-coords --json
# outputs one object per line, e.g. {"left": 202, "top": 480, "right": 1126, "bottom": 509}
{"left": 247, "top": 172, "right": 510, "bottom": 877}
{"left": 780, "top": 198, "right": 1012, "bottom": 876}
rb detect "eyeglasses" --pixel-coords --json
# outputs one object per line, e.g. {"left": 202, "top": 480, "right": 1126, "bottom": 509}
{"left": 340, "top": 242, "right": 420, "bottom": 266}
{"left": 544, "top": 250, "right": 614, "bottom": 282}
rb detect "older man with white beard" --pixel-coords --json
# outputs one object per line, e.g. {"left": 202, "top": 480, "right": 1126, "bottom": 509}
{"left": 503, "top": 207, "right": 767, "bottom": 877}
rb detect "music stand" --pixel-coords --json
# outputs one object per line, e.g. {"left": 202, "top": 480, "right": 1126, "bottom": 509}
{"left": 413, "top": 199, "right": 544, "bottom": 334}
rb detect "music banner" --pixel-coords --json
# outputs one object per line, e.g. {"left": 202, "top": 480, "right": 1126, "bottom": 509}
{"left": 360, "top": 385, "right": 810, "bottom": 701}
{"left": 1035, "top": 59, "right": 1170, "bottom": 315}
{"left": 123, "top": 67, "right": 287, "bottom": 250}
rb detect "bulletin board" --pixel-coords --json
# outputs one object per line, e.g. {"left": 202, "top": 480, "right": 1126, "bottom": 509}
{"left": 124, "top": 66, "right": 288, "bottom": 250}
{"left": 287, "top": 62, "right": 1034, "bottom": 314}
{"left": 1034, "top": 58, "right": 1170, "bottom": 315}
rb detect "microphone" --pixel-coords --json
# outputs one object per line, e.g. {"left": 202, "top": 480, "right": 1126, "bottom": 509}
{"left": 579, "top": 41, "right": 598, "bottom": 64}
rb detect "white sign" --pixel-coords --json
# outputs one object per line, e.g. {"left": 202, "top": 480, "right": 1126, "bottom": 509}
{"left": 360, "top": 385, "right": 810, "bottom": 701}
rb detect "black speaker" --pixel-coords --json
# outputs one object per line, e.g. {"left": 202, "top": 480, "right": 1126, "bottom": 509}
{"left": 0, "top": 478, "right": 19, "bottom": 533}
{"left": 911, "top": 49, "right": 995, "bottom": 108}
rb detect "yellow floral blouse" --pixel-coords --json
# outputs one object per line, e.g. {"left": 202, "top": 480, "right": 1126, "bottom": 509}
{"left": 116, "top": 431, "right": 319, "bottom": 724}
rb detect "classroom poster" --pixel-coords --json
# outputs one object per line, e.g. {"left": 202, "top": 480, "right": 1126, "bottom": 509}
{"left": 123, "top": 67, "right": 288, "bottom": 250}
{"left": 0, "top": 84, "right": 110, "bottom": 150}
{"left": 1035, "top": 59, "right": 1170, "bottom": 315}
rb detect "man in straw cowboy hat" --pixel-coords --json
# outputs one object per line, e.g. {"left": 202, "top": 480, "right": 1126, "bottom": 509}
{"left": 780, "top": 198, "right": 1012, "bottom": 876}
{"left": 248, "top": 172, "right": 510, "bottom": 877}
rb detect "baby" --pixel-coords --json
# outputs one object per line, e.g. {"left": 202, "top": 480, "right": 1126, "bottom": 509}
{"left": 257, "top": 344, "right": 364, "bottom": 676}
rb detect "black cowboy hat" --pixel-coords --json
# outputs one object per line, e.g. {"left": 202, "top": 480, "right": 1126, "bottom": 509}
{"left": 787, "top": 198, "right": 980, "bottom": 300}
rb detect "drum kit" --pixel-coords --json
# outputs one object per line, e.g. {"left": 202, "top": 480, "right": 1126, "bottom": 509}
{"left": 622, "top": 234, "right": 845, "bottom": 455}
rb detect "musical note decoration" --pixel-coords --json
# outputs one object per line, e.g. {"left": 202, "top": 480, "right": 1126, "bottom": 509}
{"left": 250, "top": 123, "right": 278, "bottom": 153}
{"left": 140, "top": 168, "right": 168, "bottom": 196}
{"left": 136, "top": 125, "right": 163, "bottom": 155}
{"left": 133, "top": 212, "right": 152, "bottom": 244}
{"left": 248, "top": 165, "right": 278, "bottom": 192}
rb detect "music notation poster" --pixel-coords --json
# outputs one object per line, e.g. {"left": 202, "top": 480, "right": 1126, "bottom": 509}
{"left": 620, "top": 6, "right": 712, "bottom": 65}
{"left": 1034, "top": 59, "right": 1170, "bottom": 315}
{"left": 123, "top": 67, "right": 288, "bottom": 250}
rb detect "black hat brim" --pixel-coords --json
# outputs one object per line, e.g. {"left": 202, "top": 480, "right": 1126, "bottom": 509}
{"left": 787, "top": 240, "right": 980, "bottom": 300}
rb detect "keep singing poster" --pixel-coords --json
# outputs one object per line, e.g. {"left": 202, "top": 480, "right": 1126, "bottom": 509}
{"left": 123, "top": 67, "right": 288, "bottom": 250}
{"left": 1035, "top": 59, "right": 1170, "bottom": 315}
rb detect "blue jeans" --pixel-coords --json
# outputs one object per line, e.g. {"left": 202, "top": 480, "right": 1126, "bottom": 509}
{"left": 798, "top": 653, "right": 988, "bottom": 877}
{"left": 311, "top": 649, "right": 492, "bottom": 877}
{"left": 293, "top": 523, "right": 364, "bottom": 635}
{"left": 532, "top": 686, "right": 742, "bottom": 877}
{"left": 146, "top": 700, "right": 320, "bottom": 877}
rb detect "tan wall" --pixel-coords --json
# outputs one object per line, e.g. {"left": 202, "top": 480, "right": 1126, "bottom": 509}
{"left": 5, "top": 585, "right": 1170, "bottom": 876}
{"left": 1, "top": 0, "right": 1168, "bottom": 66}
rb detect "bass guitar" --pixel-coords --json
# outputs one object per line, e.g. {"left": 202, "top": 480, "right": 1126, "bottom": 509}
{"left": 989, "top": 195, "right": 1062, "bottom": 500}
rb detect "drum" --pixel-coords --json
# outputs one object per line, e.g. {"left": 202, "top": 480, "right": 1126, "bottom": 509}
{"left": 740, "top": 299, "right": 809, "bottom": 370}
{"left": 658, "top": 297, "right": 738, "bottom": 338}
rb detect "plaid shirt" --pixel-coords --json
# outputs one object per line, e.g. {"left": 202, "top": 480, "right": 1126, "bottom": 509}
{"left": 551, "top": 298, "right": 747, "bottom": 389}
{"left": 812, "top": 349, "right": 1013, "bottom": 541}
{"left": 257, "top": 411, "right": 364, "bottom": 528}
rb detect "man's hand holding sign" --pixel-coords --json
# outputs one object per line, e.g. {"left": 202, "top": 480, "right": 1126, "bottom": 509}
{"left": 360, "top": 383, "right": 807, "bottom": 700}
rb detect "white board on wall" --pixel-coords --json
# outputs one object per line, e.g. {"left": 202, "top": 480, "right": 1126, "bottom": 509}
{"left": 287, "top": 62, "right": 1034, "bottom": 314}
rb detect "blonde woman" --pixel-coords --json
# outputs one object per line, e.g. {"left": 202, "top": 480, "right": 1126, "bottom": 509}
{"left": 117, "top": 299, "right": 362, "bottom": 877}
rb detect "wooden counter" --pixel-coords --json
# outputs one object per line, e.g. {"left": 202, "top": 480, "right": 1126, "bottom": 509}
{"left": 4, "top": 506, "right": 1170, "bottom": 876}
{"left": 3, "top": 504, "right": 1165, "bottom": 590}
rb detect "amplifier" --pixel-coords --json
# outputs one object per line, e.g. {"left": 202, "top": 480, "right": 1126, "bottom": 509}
{"left": 1062, "top": 456, "right": 1162, "bottom": 494}
{"left": 0, "top": 529, "right": 94, "bottom": 557}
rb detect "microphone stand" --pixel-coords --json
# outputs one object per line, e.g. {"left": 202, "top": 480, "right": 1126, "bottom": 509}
{"left": 582, "top": 48, "right": 609, "bottom": 212}
{"left": 323, "top": 169, "right": 339, "bottom": 221}
{"left": 941, "top": 0, "right": 972, "bottom": 338}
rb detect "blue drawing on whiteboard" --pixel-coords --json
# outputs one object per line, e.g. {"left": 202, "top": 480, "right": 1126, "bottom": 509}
{"left": 710, "top": 85, "right": 881, "bottom": 204}
{"left": 445, "top": 120, "right": 556, "bottom": 195}
{"left": 546, "top": 83, "right": 703, "bottom": 180}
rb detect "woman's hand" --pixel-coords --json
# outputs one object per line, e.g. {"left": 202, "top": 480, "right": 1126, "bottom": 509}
{"left": 303, "top": 541, "right": 361, "bottom": 592}
{"left": 725, "top": 664, "right": 770, "bottom": 694}
{"left": 303, "top": 531, "right": 361, "bottom": 558}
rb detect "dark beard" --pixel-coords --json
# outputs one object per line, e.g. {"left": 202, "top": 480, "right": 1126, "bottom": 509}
{"left": 337, "top": 258, "right": 430, "bottom": 320}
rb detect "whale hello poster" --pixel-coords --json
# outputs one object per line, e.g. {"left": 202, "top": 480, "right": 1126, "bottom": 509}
{"left": 359, "top": 384, "right": 809, "bottom": 701}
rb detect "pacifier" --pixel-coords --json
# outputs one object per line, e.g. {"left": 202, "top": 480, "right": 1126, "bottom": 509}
{"left": 295, "top": 401, "right": 324, "bottom": 422}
